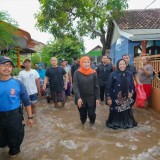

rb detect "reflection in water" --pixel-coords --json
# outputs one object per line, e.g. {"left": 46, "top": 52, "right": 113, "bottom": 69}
{"left": 0, "top": 97, "right": 160, "bottom": 160}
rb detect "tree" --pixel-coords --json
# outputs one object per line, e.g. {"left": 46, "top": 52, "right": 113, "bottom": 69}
{"left": 35, "top": 0, "right": 128, "bottom": 55}
{"left": 0, "top": 11, "right": 18, "bottom": 53}
{"left": 32, "top": 35, "right": 84, "bottom": 66}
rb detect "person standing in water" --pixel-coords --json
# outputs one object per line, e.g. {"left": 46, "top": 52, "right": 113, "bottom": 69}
{"left": 96, "top": 55, "right": 113, "bottom": 102}
{"left": 137, "top": 56, "right": 153, "bottom": 108}
{"left": 43, "top": 57, "right": 68, "bottom": 107}
{"left": 73, "top": 56, "right": 100, "bottom": 125}
{"left": 18, "top": 59, "right": 40, "bottom": 114}
{"left": 106, "top": 59, "right": 137, "bottom": 129}
{"left": 0, "top": 56, "right": 33, "bottom": 157}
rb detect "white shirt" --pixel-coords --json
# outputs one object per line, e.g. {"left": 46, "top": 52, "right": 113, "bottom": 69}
{"left": 18, "top": 69, "right": 40, "bottom": 95}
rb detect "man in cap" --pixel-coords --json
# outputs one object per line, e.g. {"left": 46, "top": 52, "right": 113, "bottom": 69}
{"left": 0, "top": 56, "right": 33, "bottom": 157}
{"left": 37, "top": 64, "right": 46, "bottom": 95}
{"left": 61, "top": 59, "right": 72, "bottom": 98}
{"left": 18, "top": 59, "right": 40, "bottom": 114}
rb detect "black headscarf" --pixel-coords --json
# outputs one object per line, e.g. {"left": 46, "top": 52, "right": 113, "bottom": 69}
{"left": 116, "top": 59, "right": 128, "bottom": 98}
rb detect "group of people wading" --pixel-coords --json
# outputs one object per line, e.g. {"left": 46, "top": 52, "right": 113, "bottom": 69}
{"left": 72, "top": 55, "right": 153, "bottom": 128}
{"left": 0, "top": 53, "right": 153, "bottom": 157}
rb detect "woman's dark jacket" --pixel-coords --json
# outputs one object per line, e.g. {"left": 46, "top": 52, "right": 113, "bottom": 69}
{"left": 105, "top": 71, "right": 134, "bottom": 101}
{"left": 73, "top": 71, "right": 100, "bottom": 106}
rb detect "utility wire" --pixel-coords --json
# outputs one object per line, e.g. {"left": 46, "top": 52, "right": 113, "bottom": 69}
{"left": 145, "top": 0, "right": 157, "bottom": 9}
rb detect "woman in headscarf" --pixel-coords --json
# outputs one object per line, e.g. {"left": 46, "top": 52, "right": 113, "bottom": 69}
{"left": 105, "top": 59, "right": 137, "bottom": 129}
{"left": 73, "top": 56, "right": 100, "bottom": 125}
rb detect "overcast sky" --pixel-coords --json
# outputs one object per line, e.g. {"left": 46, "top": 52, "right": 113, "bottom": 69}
{"left": 0, "top": 0, "right": 160, "bottom": 52}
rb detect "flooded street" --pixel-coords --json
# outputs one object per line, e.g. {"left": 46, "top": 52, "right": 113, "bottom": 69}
{"left": 1, "top": 97, "right": 160, "bottom": 160}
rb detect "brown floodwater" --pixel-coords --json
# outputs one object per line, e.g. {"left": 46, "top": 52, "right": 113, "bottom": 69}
{"left": 0, "top": 97, "right": 160, "bottom": 160}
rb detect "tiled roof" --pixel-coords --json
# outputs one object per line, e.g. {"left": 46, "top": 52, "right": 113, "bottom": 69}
{"left": 115, "top": 8, "right": 160, "bottom": 30}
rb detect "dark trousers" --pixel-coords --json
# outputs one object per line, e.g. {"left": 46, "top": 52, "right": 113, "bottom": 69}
{"left": 100, "top": 85, "right": 105, "bottom": 101}
{"left": 0, "top": 107, "right": 24, "bottom": 155}
{"left": 132, "top": 91, "right": 137, "bottom": 107}
{"left": 65, "top": 81, "right": 71, "bottom": 96}
{"left": 78, "top": 102, "right": 96, "bottom": 124}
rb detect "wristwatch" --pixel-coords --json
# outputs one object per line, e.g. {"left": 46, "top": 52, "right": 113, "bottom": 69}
{"left": 28, "top": 116, "right": 33, "bottom": 119}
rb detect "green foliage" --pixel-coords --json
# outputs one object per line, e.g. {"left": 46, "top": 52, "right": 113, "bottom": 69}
{"left": 32, "top": 35, "right": 84, "bottom": 66}
{"left": 0, "top": 11, "right": 18, "bottom": 52}
{"left": 12, "top": 67, "right": 22, "bottom": 76}
{"left": 6, "top": 49, "right": 18, "bottom": 66}
{"left": 35, "top": 0, "right": 128, "bottom": 55}
{"left": 30, "top": 52, "right": 42, "bottom": 65}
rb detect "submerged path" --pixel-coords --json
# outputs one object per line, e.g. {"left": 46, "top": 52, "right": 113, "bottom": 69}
{"left": 1, "top": 97, "right": 160, "bottom": 160}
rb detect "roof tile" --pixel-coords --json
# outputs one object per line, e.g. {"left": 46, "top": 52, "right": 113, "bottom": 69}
{"left": 115, "top": 8, "right": 160, "bottom": 30}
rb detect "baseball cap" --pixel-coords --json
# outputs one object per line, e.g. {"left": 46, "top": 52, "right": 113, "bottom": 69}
{"left": 23, "top": 59, "right": 31, "bottom": 63}
{"left": 61, "top": 59, "right": 66, "bottom": 63}
{"left": 0, "top": 56, "right": 14, "bottom": 67}
{"left": 38, "top": 64, "right": 42, "bottom": 67}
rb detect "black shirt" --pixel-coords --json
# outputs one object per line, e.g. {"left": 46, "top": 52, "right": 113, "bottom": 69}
{"left": 46, "top": 66, "right": 66, "bottom": 93}
{"left": 126, "top": 64, "right": 137, "bottom": 76}
{"left": 71, "top": 63, "right": 80, "bottom": 79}
{"left": 96, "top": 63, "right": 113, "bottom": 86}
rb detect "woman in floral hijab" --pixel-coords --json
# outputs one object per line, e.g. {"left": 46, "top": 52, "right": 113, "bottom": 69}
{"left": 106, "top": 59, "right": 137, "bottom": 129}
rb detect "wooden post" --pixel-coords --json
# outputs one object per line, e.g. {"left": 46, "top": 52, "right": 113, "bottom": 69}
{"left": 16, "top": 47, "right": 21, "bottom": 69}
{"left": 141, "top": 40, "right": 147, "bottom": 56}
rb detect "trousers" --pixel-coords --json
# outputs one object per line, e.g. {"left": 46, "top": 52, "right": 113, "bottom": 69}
{"left": 0, "top": 107, "right": 24, "bottom": 155}
{"left": 78, "top": 102, "right": 96, "bottom": 124}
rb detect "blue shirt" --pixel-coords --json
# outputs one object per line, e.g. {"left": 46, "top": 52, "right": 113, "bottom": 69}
{"left": 37, "top": 69, "right": 46, "bottom": 79}
{"left": 0, "top": 77, "right": 31, "bottom": 112}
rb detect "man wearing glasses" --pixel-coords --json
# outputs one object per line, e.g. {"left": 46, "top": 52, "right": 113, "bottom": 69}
{"left": 0, "top": 56, "right": 33, "bottom": 157}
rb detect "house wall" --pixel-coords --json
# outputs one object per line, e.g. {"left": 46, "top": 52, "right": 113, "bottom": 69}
{"left": 128, "top": 40, "right": 140, "bottom": 62}
{"left": 110, "top": 36, "right": 141, "bottom": 65}
{"left": 110, "top": 26, "right": 160, "bottom": 65}
{"left": 111, "top": 26, "right": 121, "bottom": 45}
{"left": 110, "top": 36, "right": 129, "bottom": 64}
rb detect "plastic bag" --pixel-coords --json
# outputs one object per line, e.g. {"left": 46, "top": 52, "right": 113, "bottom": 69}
{"left": 135, "top": 84, "right": 146, "bottom": 108}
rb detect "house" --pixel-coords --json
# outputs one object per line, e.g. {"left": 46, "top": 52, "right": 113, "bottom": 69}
{"left": 106, "top": 8, "right": 160, "bottom": 113}
{"left": 0, "top": 21, "right": 45, "bottom": 68}
{"left": 86, "top": 45, "right": 102, "bottom": 64}
{"left": 106, "top": 8, "right": 160, "bottom": 64}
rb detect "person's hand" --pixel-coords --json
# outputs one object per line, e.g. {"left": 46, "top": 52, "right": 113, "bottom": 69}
{"left": 107, "top": 99, "right": 112, "bottom": 106}
{"left": 137, "top": 82, "right": 142, "bottom": 85}
{"left": 78, "top": 98, "right": 83, "bottom": 108}
{"left": 128, "top": 92, "right": 133, "bottom": 98}
{"left": 139, "top": 67, "right": 145, "bottom": 71}
{"left": 27, "top": 119, "right": 33, "bottom": 127}
{"left": 38, "top": 92, "right": 41, "bottom": 97}
{"left": 64, "top": 84, "right": 67, "bottom": 90}
{"left": 96, "top": 100, "right": 100, "bottom": 106}
{"left": 43, "top": 85, "right": 46, "bottom": 91}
